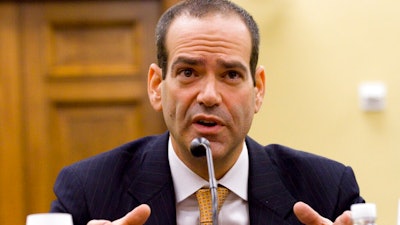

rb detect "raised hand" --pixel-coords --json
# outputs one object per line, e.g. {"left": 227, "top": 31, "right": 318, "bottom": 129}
{"left": 87, "top": 204, "right": 151, "bottom": 225}
{"left": 294, "top": 201, "right": 352, "bottom": 225}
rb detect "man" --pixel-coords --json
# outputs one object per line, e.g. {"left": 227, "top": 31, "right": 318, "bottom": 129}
{"left": 50, "top": 0, "right": 364, "bottom": 224}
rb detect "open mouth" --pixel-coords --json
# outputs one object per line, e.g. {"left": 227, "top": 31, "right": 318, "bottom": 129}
{"left": 197, "top": 120, "right": 217, "bottom": 127}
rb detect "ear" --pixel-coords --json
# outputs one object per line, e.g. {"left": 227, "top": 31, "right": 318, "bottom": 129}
{"left": 254, "top": 65, "right": 266, "bottom": 113}
{"left": 147, "top": 63, "right": 163, "bottom": 111}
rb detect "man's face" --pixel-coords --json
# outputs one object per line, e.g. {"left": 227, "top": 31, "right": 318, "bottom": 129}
{"left": 148, "top": 14, "right": 265, "bottom": 178}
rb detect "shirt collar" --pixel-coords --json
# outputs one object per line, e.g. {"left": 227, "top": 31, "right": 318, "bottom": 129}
{"left": 168, "top": 136, "right": 249, "bottom": 203}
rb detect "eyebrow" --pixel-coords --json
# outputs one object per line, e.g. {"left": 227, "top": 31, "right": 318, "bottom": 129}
{"left": 170, "top": 56, "right": 248, "bottom": 72}
{"left": 171, "top": 56, "right": 205, "bottom": 70}
{"left": 216, "top": 58, "right": 248, "bottom": 72}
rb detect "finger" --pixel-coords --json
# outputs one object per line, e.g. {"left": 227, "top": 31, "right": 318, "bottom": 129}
{"left": 293, "top": 201, "right": 332, "bottom": 225}
{"left": 113, "top": 204, "right": 151, "bottom": 225}
{"left": 334, "top": 211, "right": 352, "bottom": 225}
{"left": 87, "top": 220, "right": 112, "bottom": 225}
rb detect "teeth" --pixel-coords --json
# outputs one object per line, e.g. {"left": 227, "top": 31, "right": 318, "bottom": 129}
{"left": 198, "top": 120, "right": 216, "bottom": 126}
{"left": 200, "top": 120, "right": 213, "bottom": 124}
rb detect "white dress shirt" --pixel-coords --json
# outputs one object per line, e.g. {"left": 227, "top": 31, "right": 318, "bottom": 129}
{"left": 168, "top": 137, "right": 250, "bottom": 225}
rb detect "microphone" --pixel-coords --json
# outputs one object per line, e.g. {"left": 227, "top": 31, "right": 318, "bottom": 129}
{"left": 190, "top": 137, "right": 219, "bottom": 225}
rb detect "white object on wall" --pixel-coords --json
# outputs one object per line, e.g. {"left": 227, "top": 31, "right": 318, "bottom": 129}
{"left": 358, "top": 81, "right": 386, "bottom": 112}
{"left": 397, "top": 199, "right": 400, "bottom": 225}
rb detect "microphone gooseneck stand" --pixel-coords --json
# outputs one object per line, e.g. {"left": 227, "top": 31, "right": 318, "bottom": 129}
{"left": 190, "top": 137, "right": 219, "bottom": 225}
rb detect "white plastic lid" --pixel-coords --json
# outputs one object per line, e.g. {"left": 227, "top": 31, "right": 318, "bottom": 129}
{"left": 351, "top": 203, "right": 377, "bottom": 219}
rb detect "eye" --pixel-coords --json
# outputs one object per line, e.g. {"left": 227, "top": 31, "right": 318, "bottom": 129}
{"left": 227, "top": 71, "right": 241, "bottom": 79}
{"left": 179, "top": 68, "right": 194, "bottom": 77}
{"left": 182, "top": 69, "right": 193, "bottom": 77}
{"left": 176, "top": 68, "right": 198, "bottom": 83}
{"left": 222, "top": 70, "right": 244, "bottom": 84}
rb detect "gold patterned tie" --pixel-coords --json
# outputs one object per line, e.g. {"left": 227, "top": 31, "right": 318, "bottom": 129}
{"left": 195, "top": 186, "right": 230, "bottom": 225}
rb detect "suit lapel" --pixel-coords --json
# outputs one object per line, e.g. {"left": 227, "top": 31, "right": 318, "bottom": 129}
{"left": 123, "top": 134, "right": 300, "bottom": 224}
{"left": 246, "top": 137, "right": 298, "bottom": 225}
{"left": 127, "top": 132, "right": 177, "bottom": 225}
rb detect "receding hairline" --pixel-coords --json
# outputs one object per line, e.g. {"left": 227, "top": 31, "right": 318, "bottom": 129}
{"left": 155, "top": 0, "right": 260, "bottom": 83}
{"left": 165, "top": 13, "right": 252, "bottom": 66}
{"left": 166, "top": 12, "right": 251, "bottom": 38}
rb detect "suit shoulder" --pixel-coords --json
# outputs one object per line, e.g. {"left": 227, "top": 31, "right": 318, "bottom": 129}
{"left": 255, "top": 143, "right": 351, "bottom": 184}
{"left": 60, "top": 134, "right": 168, "bottom": 174}
{"left": 265, "top": 144, "right": 346, "bottom": 168}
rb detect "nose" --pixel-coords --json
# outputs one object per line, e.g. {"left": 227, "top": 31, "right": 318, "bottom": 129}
{"left": 197, "top": 76, "right": 221, "bottom": 107}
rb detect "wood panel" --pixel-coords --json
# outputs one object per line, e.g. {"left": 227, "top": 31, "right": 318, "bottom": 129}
{"left": 50, "top": 103, "right": 143, "bottom": 164}
{"left": 20, "top": 1, "right": 165, "bottom": 215}
{"left": 49, "top": 22, "right": 139, "bottom": 77}
{"left": 0, "top": 3, "right": 25, "bottom": 225}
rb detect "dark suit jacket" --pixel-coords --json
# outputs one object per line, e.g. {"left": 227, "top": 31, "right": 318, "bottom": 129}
{"left": 50, "top": 132, "right": 364, "bottom": 225}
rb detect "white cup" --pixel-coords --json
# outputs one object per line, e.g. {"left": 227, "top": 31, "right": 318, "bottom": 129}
{"left": 26, "top": 213, "right": 73, "bottom": 225}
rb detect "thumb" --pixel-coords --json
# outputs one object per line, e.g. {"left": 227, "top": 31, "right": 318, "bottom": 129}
{"left": 294, "top": 201, "right": 332, "bottom": 225}
{"left": 113, "top": 204, "right": 151, "bottom": 225}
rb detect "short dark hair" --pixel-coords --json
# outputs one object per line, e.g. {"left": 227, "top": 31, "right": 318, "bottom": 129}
{"left": 155, "top": 0, "right": 260, "bottom": 85}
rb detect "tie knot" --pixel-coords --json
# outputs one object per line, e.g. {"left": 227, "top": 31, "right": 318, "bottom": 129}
{"left": 195, "top": 186, "right": 230, "bottom": 224}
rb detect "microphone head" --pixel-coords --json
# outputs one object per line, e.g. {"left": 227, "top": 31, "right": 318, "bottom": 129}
{"left": 190, "top": 137, "right": 210, "bottom": 157}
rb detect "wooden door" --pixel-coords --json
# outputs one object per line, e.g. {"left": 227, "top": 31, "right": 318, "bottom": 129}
{"left": 0, "top": 4, "right": 26, "bottom": 225}
{"left": 20, "top": 1, "right": 165, "bottom": 215}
